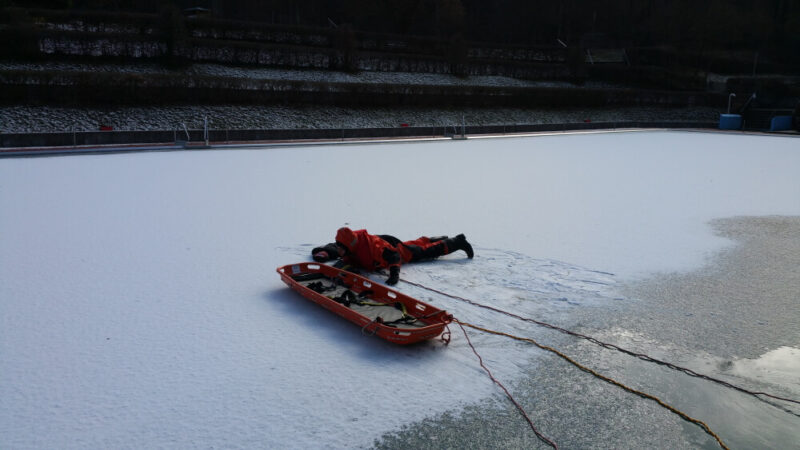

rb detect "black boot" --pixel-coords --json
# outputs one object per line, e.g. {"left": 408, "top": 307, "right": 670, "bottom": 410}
{"left": 443, "top": 234, "right": 474, "bottom": 259}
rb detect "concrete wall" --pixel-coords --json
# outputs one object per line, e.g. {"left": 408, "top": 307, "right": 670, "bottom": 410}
{"left": 1, "top": 121, "right": 718, "bottom": 150}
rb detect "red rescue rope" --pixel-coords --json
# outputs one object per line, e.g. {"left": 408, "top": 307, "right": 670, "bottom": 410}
{"left": 402, "top": 277, "right": 800, "bottom": 409}
{"left": 455, "top": 319, "right": 558, "bottom": 449}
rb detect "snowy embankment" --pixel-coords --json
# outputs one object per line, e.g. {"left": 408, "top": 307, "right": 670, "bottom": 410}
{"left": 0, "top": 61, "right": 720, "bottom": 133}
{"left": 2, "top": 131, "right": 797, "bottom": 449}
{"left": 0, "top": 104, "right": 720, "bottom": 134}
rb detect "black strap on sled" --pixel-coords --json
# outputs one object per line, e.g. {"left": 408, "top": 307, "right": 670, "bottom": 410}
{"left": 380, "top": 302, "right": 418, "bottom": 327}
{"left": 291, "top": 272, "right": 328, "bottom": 282}
{"left": 306, "top": 281, "right": 339, "bottom": 294}
{"left": 302, "top": 271, "right": 352, "bottom": 295}
{"left": 332, "top": 289, "right": 357, "bottom": 306}
{"left": 331, "top": 289, "right": 384, "bottom": 308}
{"left": 328, "top": 290, "right": 416, "bottom": 326}
{"left": 301, "top": 276, "right": 418, "bottom": 327}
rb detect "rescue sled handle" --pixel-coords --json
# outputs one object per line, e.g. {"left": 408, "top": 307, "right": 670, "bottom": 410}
{"left": 276, "top": 262, "right": 452, "bottom": 344}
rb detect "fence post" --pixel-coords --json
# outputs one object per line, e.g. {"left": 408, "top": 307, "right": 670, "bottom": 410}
{"left": 204, "top": 116, "right": 209, "bottom": 146}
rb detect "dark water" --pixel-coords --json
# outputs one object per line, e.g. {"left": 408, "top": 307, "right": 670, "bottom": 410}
{"left": 373, "top": 216, "right": 800, "bottom": 449}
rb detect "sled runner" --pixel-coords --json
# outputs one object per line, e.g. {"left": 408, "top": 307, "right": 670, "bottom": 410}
{"left": 277, "top": 262, "right": 452, "bottom": 344}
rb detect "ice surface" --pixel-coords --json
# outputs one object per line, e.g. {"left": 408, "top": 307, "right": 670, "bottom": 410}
{"left": 728, "top": 347, "right": 800, "bottom": 392}
{"left": 1, "top": 131, "right": 799, "bottom": 449}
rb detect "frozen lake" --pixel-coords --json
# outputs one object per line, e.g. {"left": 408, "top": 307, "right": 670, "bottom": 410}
{"left": 1, "top": 130, "right": 798, "bottom": 449}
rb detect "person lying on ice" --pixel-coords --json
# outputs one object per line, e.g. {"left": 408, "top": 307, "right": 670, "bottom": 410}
{"left": 311, "top": 227, "right": 474, "bottom": 285}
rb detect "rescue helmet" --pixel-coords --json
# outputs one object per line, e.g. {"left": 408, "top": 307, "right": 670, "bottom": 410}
{"left": 336, "top": 227, "right": 358, "bottom": 251}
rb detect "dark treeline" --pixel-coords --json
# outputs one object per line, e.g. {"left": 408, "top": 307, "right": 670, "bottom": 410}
{"left": 4, "top": 0, "right": 799, "bottom": 55}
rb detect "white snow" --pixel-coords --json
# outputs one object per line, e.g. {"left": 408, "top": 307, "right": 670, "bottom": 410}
{"left": 0, "top": 61, "right": 612, "bottom": 88}
{"left": 1, "top": 130, "right": 799, "bottom": 449}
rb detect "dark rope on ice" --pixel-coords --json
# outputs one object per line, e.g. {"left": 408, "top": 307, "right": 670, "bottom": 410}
{"left": 459, "top": 321, "right": 730, "bottom": 450}
{"left": 400, "top": 277, "right": 800, "bottom": 409}
{"left": 455, "top": 320, "right": 558, "bottom": 449}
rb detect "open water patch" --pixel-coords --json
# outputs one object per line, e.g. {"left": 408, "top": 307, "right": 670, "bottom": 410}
{"left": 371, "top": 217, "right": 800, "bottom": 449}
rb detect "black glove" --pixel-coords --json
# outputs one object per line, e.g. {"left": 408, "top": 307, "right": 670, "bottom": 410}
{"left": 333, "top": 259, "right": 360, "bottom": 273}
{"left": 387, "top": 266, "right": 400, "bottom": 285}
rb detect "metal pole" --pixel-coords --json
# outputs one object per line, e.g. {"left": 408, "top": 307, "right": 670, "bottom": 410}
{"left": 727, "top": 93, "right": 736, "bottom": 114}
{"left": 204, "top": 116, "right": 209, "bottom": 146}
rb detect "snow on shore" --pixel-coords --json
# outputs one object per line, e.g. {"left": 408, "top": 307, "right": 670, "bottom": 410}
{"left": 0, "top": 61, "right": 719, "bottom": 133}
{"left": 0, "top": 104, "right": 719, "bottom": 133}
{"left": 0, "top": 61, "right": 614, "bottom": 88}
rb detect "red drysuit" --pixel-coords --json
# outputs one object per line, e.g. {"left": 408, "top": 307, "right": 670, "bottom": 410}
{"left": 331, "top": 227, "right": 473, "bottom": 285}
{"left": 335, "top": 227, "right": 403, "bottom": 271}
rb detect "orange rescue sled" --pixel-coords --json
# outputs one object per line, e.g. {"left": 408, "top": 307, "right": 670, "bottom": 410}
{"left": 277, "top": 262, "right": 452, "bottom": 344}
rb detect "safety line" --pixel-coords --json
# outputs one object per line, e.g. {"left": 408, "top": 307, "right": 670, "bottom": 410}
{"left": 401, "top": 277, "right": 800, "bottom": 408}
{"left": 460, "top": 321, "right": 730, "bottom": 450}
{"left": 455, "top": 320, "right": 558, "bottom": 449}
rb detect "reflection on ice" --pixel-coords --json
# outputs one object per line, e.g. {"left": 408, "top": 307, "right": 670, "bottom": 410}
{"left": 727, "top": 347, "right": 800, "bottom": 392}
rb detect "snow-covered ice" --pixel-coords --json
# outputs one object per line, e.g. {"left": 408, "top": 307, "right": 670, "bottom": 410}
{"left": 1, "top": 130, "right": 798, "bottom": 448}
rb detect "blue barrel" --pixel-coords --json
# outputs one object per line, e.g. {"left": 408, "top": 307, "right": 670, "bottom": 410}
{"left": 770, "top": 116, "right": 792, "bottom": 131}
{"left": 719, "top": 114, "right": 742, "bottom": 130}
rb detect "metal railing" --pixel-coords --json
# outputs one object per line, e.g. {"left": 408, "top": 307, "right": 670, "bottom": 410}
{"left": 1, "top": 121, "right": 723, "bottom": 151}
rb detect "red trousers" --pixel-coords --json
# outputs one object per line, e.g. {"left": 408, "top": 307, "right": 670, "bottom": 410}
{"left": 396, "top": 237, "right": 448, "bottom": 263}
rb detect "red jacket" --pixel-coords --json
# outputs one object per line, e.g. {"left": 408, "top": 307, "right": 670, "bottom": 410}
{"left": 336, "top": 227, "right": 401, "bottom": 271}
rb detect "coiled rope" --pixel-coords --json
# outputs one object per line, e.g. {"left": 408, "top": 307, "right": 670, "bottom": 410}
{"left": 401, "top": 277, "right": 800, "bottom": 409}
{"left": 458, "top": 320, "right": 729, "bottom": 450}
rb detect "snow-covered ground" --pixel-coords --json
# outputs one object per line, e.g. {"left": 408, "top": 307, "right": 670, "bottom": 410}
{"left": 0, "top": 61, "right": 613, "bottom": 88}
{"left": 1, "top": 130, "right": 798, "bottom": 449}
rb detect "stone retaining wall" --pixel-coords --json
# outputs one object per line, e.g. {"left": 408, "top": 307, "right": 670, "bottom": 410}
{"left": 1, "top": 121, "right": 718, "bottom": 150}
